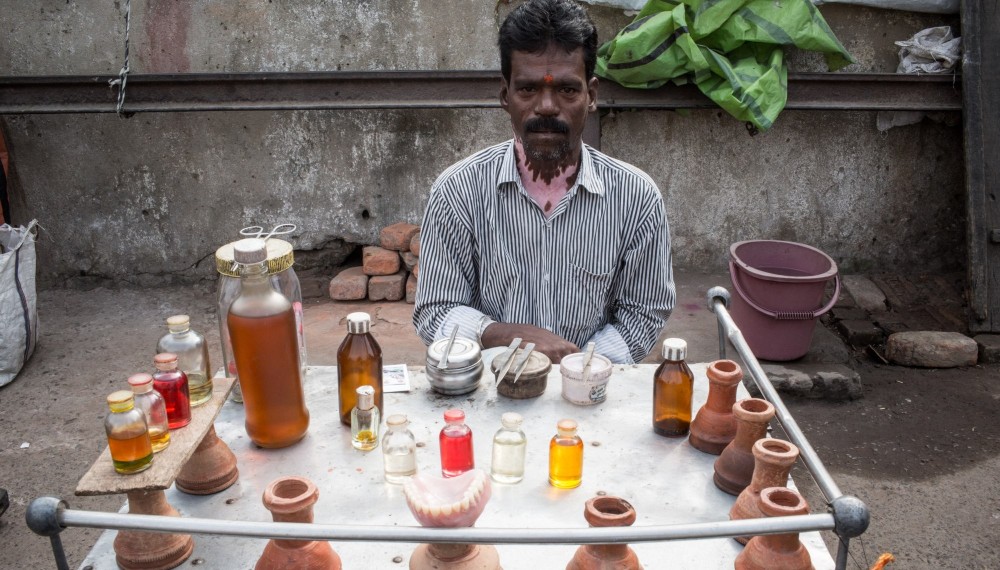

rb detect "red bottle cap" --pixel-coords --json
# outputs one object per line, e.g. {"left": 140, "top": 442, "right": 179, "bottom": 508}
{"left": 443, "top": 409, "right": 465, "bottom": 423}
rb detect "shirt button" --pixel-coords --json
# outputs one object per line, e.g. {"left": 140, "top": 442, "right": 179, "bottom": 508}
{"left": 544, "top": 274, "right": 550, "bottom": 281}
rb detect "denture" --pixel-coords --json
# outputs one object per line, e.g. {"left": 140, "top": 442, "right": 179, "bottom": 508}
{"left": 403, "top": 468, "right": 491, "bottom": 528}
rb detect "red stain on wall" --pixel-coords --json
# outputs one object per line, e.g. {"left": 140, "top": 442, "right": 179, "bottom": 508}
{"left": 145, "top": 1, "right": 192, "bottom": 73}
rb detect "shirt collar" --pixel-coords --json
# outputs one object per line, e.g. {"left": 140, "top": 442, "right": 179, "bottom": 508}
{"left": 497, "top": 139, "right": 605, "bottom": 197}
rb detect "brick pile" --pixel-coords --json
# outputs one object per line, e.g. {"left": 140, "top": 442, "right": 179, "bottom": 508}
{"left": 328, "top": 222, "right": 421, "bottom": 304}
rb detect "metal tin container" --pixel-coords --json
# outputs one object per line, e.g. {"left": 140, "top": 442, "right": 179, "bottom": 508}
{"left": 492, "top": 350, "right": 551, "bottom": 399}
{"left": 425, "top": 338, "right": 483, "bottom": 395}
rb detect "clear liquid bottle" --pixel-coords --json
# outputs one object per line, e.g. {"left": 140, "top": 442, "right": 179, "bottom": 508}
{"left": 227, "top": 238, "right": 309, "bottom": 448}
{"left": 105, "top": 390, "right": 153, "bottom": 474}
{"left": 351, "top": 385, "right": 380, "bottom": 451}
{"left": 491, "top": 412, "right": 526, "bottom": 484}
{"left": 156, "top": 315, "right": 213, "bottom": 407}
{"left": 653, "top": 338, "right": 694, "bottom": 437}
{"left": 383, "top": 414, "right": 417, "bottom": 484}
{"left": 549, "top": 419, "right": 583, "bottom": 489}
{"left": 439, "top": 409, "right": 474, "bottom": 478}
{"left": 127, "top": 373, "right": 171, "bottom": 453}
{"left": 337, "top": 312, "right": 383, "bottom": 426}
{"left": 152, "top": 353, "right": 191, "bottom": 430}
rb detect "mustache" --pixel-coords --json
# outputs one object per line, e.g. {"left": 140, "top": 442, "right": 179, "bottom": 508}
{"left": 525, "top": 117, "right": 569, "bottom": 133}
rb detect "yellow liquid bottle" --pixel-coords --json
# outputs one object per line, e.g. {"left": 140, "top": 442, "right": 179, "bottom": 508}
{"left": 105, "top": 390, "right": 153, "bottom": 474}
{"left": 549, "top": 419, "right": 583, "bottom": 489}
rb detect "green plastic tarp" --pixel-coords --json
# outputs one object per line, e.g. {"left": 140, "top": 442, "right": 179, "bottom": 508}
{"left": 596, "top": 0, "right": 853, "bottom": 130}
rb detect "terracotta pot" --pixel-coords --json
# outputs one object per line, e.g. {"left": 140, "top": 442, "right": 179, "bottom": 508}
{"left": 689, "top": 360, "right": 743, "bottom": 455}
{"left": 113, "top": 490, "right": 194, "bottom": 570}
{"left": 713, "top": 398, "right": 775, "bottom": 496}
{"left": 566, "top": 496, "right": 643, "bottom": 570}
{"left": 409, "top": 543, "right": 502, "bottom": 570}
{"left": 176, "top": 425, "right": 240, "bottom": 495}
{"left": 734, "top": 487, "right": 814, "bottom": 570}
{"left": 256, "top": 476, "right": 341, "bottom": 570}
{"left": 730, "top": 438, "right": 800, "bottom": 544}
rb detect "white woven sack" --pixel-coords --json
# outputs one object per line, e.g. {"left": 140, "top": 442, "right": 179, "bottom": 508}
{"left": 0, "top": 220, "right": 39, "bottom": 386}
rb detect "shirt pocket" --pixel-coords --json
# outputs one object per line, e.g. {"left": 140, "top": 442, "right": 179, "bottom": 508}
{"left": 561, "top": 262, "right": 615, "bottom": 338}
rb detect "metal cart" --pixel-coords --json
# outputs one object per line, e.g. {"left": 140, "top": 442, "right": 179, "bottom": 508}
{"left": 27, "top": 287, "right": 869, "bottom": 569}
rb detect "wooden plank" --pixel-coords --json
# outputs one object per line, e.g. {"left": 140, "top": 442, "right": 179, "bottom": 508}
{"left": 75, "top": 377, "right": 235, "bottom": 497}
{"left": 963, "top": 0, "right": 1000, "bottom": 332}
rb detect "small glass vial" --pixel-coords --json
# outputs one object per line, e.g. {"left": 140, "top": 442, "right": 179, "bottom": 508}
{"left": 156, "top": 315, "right": 213, "bottom": 407}
{"left": 549, "top": 419, "right": 583, "bottom": 489}
{"left": 105, "top": 390, "right": 153, "bottom": 474}
{"left": 127, "top": 373, "right": 171, "bottom": 453}
{"left": 383, "top": 414, "right": 418, "bottom": 484}
{"left": 351, "top": 385, "right": 381, "bottom": 451}
{"left": 337, "top": 312, "right": 383, "bottom": 426}
{"left": 491, "top": 412, "right": 526, "bottom": 484}
{"left": 653, "top": 338, "right": 694, "bottom": 437}
{"left": 439, "top": 409, "right": 474, "bottom": 478}
{"left": 152, "top": 353, "right": 191, "bottom": 429}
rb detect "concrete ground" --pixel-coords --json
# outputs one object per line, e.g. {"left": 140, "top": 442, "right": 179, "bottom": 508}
{"left": 1, "top": 271, "right": 998, "bottom": 569}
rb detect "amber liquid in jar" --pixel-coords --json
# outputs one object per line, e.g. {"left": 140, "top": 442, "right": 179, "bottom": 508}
{"left": 337, "top": 326, "right": 383, "bottom": 426}
{"left": 109, "top": 430, "right": 153, "bottom": 474}
{"left": 549, "top": 420, "right": 583, "bottom": 489}
{"left": 229, "top": 310, "right": 309, "bottom": 448}
{"left": 653, "top": 357, "right": 694, "bottom": 437}
{"left": 147, "top": 427, "right": 171, "bottom": 453}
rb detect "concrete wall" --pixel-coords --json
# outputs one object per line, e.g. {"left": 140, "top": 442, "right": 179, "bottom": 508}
{"left": 0, "top": 1, "right": 962, "bottom": 287}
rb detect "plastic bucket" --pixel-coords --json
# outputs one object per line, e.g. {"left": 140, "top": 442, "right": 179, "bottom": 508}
{"left": 728, "top": 240, "right": 840, "bottom": 361}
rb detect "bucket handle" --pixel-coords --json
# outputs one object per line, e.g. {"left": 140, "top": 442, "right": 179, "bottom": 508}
{"left": 729, "top": 260, "right": 841, "bottom": 320}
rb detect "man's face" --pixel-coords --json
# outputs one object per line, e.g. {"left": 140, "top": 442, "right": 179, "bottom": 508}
{"left": 501, "top": 44, "right": 598, "bottom": 167}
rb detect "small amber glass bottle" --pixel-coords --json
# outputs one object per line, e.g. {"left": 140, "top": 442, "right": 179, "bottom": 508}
{"left": 127, "top": 373, "right": 171, "bottom": 453}
{"left": 653, "top": 338, "right": 694, "bottom": 437}
{"left": 105, "top": 390, "right": 154, "bottom": 474}
{"left": 337, "top": 312, "right": 383, "bottom": 426}
{"left": 549, "top": 419, "right": 583, "bottom": 489}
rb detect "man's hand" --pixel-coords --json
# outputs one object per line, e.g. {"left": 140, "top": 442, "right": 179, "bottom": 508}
{"left": 481, "top": 322, "right": 579, "bottom": 363}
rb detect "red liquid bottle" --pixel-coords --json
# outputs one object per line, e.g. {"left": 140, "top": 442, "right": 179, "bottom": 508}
{"left": 152, "top": 352, "right": 192, "bottom": 429}
{"left": 440, "top": 409, "right": 474, "bottom": 478}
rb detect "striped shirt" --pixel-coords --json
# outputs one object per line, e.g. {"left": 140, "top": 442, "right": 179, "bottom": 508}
{"left": 412, "top": 140, "right": 675, "bottom": 364}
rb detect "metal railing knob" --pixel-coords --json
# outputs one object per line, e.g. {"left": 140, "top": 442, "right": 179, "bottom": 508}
{"left": 706, "top": 286, "right": 731, "bottom": 312}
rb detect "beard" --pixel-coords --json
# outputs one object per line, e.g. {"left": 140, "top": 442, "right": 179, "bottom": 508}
{"left": 522, "top": 116, "right": 572, "bottom": 163}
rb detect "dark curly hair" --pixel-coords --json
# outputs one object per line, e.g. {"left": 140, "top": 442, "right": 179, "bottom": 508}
{"left": 498, "top": 0, "right": 598, "bottom": 82}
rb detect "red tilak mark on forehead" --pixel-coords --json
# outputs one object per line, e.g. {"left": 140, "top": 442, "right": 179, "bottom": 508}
{"left": 543, "top": 74, "right": 554, "bottom": 84}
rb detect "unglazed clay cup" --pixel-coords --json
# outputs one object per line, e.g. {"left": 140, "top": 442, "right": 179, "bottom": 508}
{"left": 560, "top": 352, "right": 613, "bottom": 405}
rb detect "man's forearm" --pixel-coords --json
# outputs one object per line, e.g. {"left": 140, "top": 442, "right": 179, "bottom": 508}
{"left": 481, "top": 322, "right": 579, "bottom": 363}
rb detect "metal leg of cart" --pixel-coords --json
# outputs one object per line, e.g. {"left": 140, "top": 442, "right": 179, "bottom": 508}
{"left": 707, "top": 286, "right": 870, "bottom": 570}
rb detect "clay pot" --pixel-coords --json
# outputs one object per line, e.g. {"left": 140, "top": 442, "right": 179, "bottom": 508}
{"left": 176, "top": 425, "right": 240, "bottom": 495}
{"left": 566, "top": 496, "right": 643, "bottom": 570}
{"left": 713, "top": 398, "right": 775, "bottom": 496}
{"left": 689, "top": 359, "right": 743, "bottom": 455}
{"left": 730, "top": 438, "right": 800, "bottom": 544}
{"left": 113, "top": 490, "right": 194, "bottom": 570}
{"left": 256, "top": 476, "right": 341, "bottom": 570}
{"left": 734, "top": 487, "right": 814, "bottom": 570}
{"left": 409, "top": 543, "right": 502, "bottom": 570}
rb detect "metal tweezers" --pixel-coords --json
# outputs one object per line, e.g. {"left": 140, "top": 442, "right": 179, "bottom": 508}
{"left": 511, "top": 343, "right": 535, "bottom": 384}
{"left": 493, "top": 338, "right": 522, "bottom": 385}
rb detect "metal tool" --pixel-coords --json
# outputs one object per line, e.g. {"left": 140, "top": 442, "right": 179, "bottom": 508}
{"left": 581, "top": 341, "right": 596, "bottom": 384}
{"left": 437, "top": 325, "right": 460, "bottom": 370}
{"left": 511, "top": 343, "right": 535, "bottom": 384}
{"left": 494, "top": 338, "right": 522, "bottom": 385}
{"left": 240, "top": 223, "right": 297, "bottom": 241}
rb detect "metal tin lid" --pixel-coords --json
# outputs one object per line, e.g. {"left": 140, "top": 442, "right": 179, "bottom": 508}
{"left": 347, "top": 312, "right": 371, "bottom": 334}
{"left": 662, "top": 338, "right": 687, "bottom": 361}
{"left": 490, "top": 349, "right": 551, "bottom": 380}
{"left": 215, "top": 238, "right": 295, "bottom": 277}
{"left": 427, "top": 337, "right": 481, "bottom": 369}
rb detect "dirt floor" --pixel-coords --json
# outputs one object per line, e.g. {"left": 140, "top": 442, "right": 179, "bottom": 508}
{"left": 1, "top": 272, "right": 999, "bottom": 569}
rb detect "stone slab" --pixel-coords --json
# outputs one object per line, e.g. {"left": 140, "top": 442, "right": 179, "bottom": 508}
{"left": 829, "top": 306, "right": 869, "bottom": 322}
{"left": 749, "top": 364, "right": 863, "bottom": 401}
{"left": 974, "top": 334, "right": 1000, "bottom": 364}
{"left": 842, "top": 275, "right": 888, "bottom": 313}
{"left": 886, "top": 331, "right": 978, "bottom": 368}
{"left": 836, "top": 319, "right": 884, "bottom": 347}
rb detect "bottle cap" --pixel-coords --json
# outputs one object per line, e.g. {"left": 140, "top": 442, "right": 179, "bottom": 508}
{"left": 501, "top": 412, "right": 523, "bottom": 430}
{"left": 166, "top": 315, "right": 190, "bottom": 333}
{"left": 346, "top": 312, "right": 371, "bottom": 334}
{"left": 356, "top": 385, "right": 375, "bottom": 410}
{"left": 556, "top": 418, "right": 578, "bottom": 436}
{"left": 215, "top": 238, "right": 295, "bottom": 277}
{"left": 107, "top": 390, "right": 135, "bottom": 412}
{"left": 232, "top": 238, "right": 268, "bottom": 265}
{"left": 662, "top": 338, "right": 687, "bottom": 361}
{"left": 127, "top": 373, "right": 154, "bottom": 393}
{"left": 386, "top": 414, "right": 408, "bottom": 427}
{"left": 443, "top": 409, "right": 465, "bottom": 423}
{"left": 154, "top": 353, "right": 179, "bottom": 371}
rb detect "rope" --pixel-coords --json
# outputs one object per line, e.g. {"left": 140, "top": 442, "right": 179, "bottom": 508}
{"left": 108, "top": 0, "right": 132, "bottom": 118}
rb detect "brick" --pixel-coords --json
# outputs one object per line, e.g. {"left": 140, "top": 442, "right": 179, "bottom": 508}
{"left": 402, "top": 251, "right": 418, "bottom": 272}
{"left": 412, "top": 262, "right": 419, "bottom": 280}
{"left": 410, "top": 231, "right": 421, "bottom": 256}
{"left": 842, "top": 275, "right": 888, "bottom": 313}
{"left": 974, "top": 334, "right": 1000, "bottom": 364}
{"left": 368, "top": 271, "right": 406, "bottom": 301}
{"left": 406, "top": 273, "right": 417, "bottom": 304}
{"left": 886, "top": 331, "right": 978, "bottom": 368}
{"left": 380, "top": 222, "right": 420, "bottom": 252}
{"left": 836, "top": 319, "right": 884, "bottom": 347}
{"left": 362, "top": 246, "right": 401, "bottom": 276}
{"left": 328, "top": 267, "right": 368, "bottom": 301}
{"left": 829, "top": 307, "right": 868, "bottom": 322}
